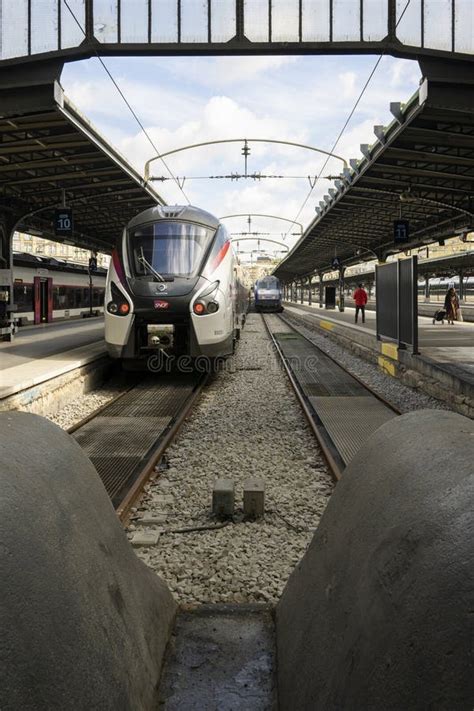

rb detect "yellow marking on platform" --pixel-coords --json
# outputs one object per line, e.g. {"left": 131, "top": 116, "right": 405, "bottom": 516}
{"left": 378, "top": 356, "right": 396, "bottom": 377}
{"left": 380, "top": 342, "right": 398, "bottom": 361}
{"left": 319, "top": 320, "right": 334, "bottom": 331}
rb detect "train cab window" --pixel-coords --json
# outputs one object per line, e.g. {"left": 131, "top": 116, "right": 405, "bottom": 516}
{"left": 257, "top": 277, "right": 280, "bottom": 291}
{"left": 202, "top": 225, "right": 230, "bottom": 276}
{"left": 129, "top": 221, "right": 213, "bottom": 278}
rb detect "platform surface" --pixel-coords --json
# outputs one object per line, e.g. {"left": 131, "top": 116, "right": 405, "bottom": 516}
{"left": 0, "top": 318, "right": 106, "bottom": 399}
{"left": 159, "top": 606, "right": 276, "bottom": 710}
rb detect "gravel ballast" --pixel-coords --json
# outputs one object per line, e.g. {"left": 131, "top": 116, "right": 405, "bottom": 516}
{"left": 129, "top": 313, "right": 334, "bottom": 605}
{"left": 46, "top": 377, "right": 126, "bottom": 429}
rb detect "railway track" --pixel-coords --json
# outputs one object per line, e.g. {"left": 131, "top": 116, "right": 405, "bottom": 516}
{"left": 68, "top": 371, "right": 208, "bottom": 522}
{"left": 262, "top": 312, "right": 400, "bottom": 480}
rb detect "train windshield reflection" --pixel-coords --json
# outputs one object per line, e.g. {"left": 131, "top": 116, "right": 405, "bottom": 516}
{"left": 130, "top": 221, "right": 213, "bottom": 278}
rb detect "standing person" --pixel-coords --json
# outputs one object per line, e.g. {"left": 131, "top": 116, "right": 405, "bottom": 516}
{"left": 444, "top": 286, "right": 460, "bottom": 325}
{"left": 353, "top": 283, "right": 368, "bottom": 324}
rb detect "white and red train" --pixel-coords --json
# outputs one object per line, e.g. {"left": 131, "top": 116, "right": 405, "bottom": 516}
{"left": 12, "top": 252, "right": 106, "bottom": 325}
{"left": 105, "top": 204, "right": 248, "bottom": 363}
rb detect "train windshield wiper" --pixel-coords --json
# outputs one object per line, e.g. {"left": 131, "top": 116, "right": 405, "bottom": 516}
{"left": 137, "top": 250, "right": 165, "bottom": 282}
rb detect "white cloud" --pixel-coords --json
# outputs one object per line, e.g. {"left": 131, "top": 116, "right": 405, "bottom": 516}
{"left": 168, "top": 55, "right": 299, "bottom": 88}
{"left": 338, "top": 71, "right": 358, "bottom": 98}
{"left": 61, "top": 54, "right": 422, "bottom": 258}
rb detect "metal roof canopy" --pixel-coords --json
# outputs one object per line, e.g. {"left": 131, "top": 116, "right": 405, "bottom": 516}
{"left": 416, "top": 251, "right": 474, "bottom": 277}
{"left": 317, "top": 252, "right": 474, "bottom": 287}
{"left": 0, "top": 62, "right": 163, "bottom": 255}
{"left": 0, "top": 0, "right": 473, "bottom": 66}
{"left": 274, "top": 60, "right": 474, "bottom": 283}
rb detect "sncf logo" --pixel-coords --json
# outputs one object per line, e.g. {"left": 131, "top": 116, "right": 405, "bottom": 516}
{"left": 154, "top": 300, "right": 169, "bottom": 310}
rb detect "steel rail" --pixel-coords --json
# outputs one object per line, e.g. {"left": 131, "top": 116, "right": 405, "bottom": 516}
{"left": 278, "top": 310, "right": 401, "bottom": 416}
{"left": 66, "top": 379, "right": 138, "bottom": 434}
{"left": 261, "top": 312, "right": 400, "bottom": 482}
{"left": 116, "top": 372, "right": 208, "bottom": 524}
{"left": 67, "top": 371, "right": 208, "bottom": 524}
{"left": 261, "top": 313, "right": 344, "bottom": 482}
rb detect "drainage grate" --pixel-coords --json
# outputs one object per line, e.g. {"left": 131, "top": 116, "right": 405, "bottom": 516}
{"left": 309, "top": 396, "right": 396, "bottom": 464}
{"left": 91, "top": 456, "right": 143, "bottom": 501}
{"left": 72, "top": 374, "right": 199, "bottom": 506}
{"left": 275, "top": 333, "right": 367, "bottom": 397}
{"left": 73, "top": 416, "right": 172, "bottom": 456}
{"left": 264, "top": 314, "right": 398, "bottom": 473}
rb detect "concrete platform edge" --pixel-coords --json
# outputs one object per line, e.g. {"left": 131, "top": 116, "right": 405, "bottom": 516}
{"left": 0, "top": 354, "right": 114, "bottom": 417}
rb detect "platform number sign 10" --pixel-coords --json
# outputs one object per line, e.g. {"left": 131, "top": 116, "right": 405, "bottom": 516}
{"left": 394, "top": 219, "right": 409, "bottom": 243}
{"left": 54, "top": 208, "right": 73, "bottom": 237}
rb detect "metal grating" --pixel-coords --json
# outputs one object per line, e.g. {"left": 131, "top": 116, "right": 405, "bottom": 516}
{"left": 90, "top": 456, "right": 143, "bottom": 501}
{"left": 73, "top": 416, "right": 172, "bottom": 456}
{"left": 266, "top": 315, "right": 398, "bottom": 468}
{"left": 309, "top": 396, "right": 396, "bottom": 465}
{"left": 274, "top": 332, "right": 368, "bottom": 396}
{"left": 72, "top": 375, "right": 198, "bottom": 506}
{"left": 104, "top": 382, "right": 192, "bottom": 417}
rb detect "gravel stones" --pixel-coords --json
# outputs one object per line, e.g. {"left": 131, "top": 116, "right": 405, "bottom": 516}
{"left": 45, "top": 377, "right": 125, "bottom": 429}
{"left": 128, "top": 313, "right": 334, "bottom": 605}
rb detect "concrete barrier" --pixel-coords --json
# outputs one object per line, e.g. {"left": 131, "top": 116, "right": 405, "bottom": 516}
{"left": 0, "top": 412, "right": 177, "bottom": 711}
{"left": 277, "top": 409, "right": 474, "bottom": 710}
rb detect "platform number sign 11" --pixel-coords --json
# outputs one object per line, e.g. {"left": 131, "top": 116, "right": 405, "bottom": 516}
{"left": 54, "top": 208, "right": 73, "bottom": 237}
{"left": 394, "top": 219, "right": 409, "bottom": 243}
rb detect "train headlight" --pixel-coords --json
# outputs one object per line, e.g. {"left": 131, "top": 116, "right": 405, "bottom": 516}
{"left": 107, "top": 282, "right": 131, "bottom": 316}
{"left": 193, "top": 301, "right": 206, "bottom": 315}
{"left": 207, "top": 301, "right": 219, "bottom": 314}
{"left": 193, "top": 281, "right": 220, "bottom": 315}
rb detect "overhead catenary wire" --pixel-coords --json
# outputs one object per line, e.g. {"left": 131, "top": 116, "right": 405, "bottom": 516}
{"left": 283, "top": 0, "right": 413, "bottom": 242}
{"left": 62, "top": 0, "right": 191, "bottom": 205}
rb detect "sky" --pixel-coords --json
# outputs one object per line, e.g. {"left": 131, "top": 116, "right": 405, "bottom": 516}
{"left": 61, "top": 53, "right": 422, "bottom": 261}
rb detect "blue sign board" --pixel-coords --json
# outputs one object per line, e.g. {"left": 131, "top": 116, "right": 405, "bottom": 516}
{"left": 394, "top": 219, "right": 409, "bottom": 243}
{"left": 54, "top": 208, "right": 73, "bottom": 237}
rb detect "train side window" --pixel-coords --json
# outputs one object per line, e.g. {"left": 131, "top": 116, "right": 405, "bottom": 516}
{"left": 93, "top": 288, "right": 104, "bottom": 306}
{"left": 14, "top": 283, "right": 33, "bottom": 310}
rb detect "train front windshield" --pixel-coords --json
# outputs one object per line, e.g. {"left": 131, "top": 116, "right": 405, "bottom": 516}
{"left": 129, "top": 221, "right": 214, "bottom": 278}
{"left": 257, "top": 277, "right": 280, "bottom": 291}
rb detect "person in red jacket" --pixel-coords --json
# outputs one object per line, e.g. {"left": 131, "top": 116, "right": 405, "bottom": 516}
{"left": 353, "top": 283, "right": 368, "bottom": 324}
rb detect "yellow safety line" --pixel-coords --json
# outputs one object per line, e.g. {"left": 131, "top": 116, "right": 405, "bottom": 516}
{"left": 380, "top": 342, "right": 398, "bottom": 361}
{"left": 378, "top": 356, "right": 396, "bottom": 377}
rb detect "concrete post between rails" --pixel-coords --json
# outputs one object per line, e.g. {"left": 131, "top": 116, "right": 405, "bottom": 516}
{"left": 0, "top": 411, "right": 177, "bottom": 711}
{"left": 276, "top": 409, "right": 474, "bottom": 711}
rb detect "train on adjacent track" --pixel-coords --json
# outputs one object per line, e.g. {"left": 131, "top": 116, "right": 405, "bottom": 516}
{"left": 105, "top": 205, "right": 248, "bottom": 363}
{"left": 254, "top": 275, "right": 283, "bottom": 312}
{"left": 12, "top": 252, "right": 106, "bottom": 325}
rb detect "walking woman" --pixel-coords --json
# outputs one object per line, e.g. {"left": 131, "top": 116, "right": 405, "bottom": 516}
{"left": 444, "top": 286, "right": 460, "bottom": 325}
